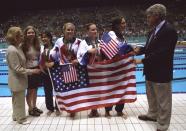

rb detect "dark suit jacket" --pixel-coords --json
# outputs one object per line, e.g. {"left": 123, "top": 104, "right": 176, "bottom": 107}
{"left": 139, "top": 21, "right": 178, "bottom": 83}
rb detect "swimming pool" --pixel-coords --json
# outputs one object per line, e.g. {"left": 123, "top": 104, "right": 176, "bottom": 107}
{"left": 0, "top": 46, "right": 186, "bottom": 96}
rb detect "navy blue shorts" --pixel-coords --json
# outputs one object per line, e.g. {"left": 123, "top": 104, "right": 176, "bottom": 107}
{"left": 28, "top": 67, "right": 42, "bottom": 89}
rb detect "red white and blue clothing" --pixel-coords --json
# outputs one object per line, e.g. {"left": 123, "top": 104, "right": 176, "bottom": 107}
{"left": 50, "top": 37, "right": 82, "bottom": 64}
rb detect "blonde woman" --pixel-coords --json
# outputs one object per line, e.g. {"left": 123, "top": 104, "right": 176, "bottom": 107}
{"left": 50, "top": 22, "right": 82, "bottom": 118}
{"left": 6, "top": 26, "right": 40, "bottom": 124}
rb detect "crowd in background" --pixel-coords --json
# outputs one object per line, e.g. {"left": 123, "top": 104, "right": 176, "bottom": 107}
{"left": 0, "top": 4, "right": 186, "bottom": 43}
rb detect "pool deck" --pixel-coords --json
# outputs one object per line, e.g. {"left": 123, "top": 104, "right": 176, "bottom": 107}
{"left": 0, "top": 93, "right": 186, "bottom": 131}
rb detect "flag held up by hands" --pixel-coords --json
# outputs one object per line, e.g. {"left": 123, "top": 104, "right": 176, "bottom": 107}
{"left": 49, "top": 54, "right": 136, "bottom": 113}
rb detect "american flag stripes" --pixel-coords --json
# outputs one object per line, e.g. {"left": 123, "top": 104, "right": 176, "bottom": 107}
{"left": 50, "top": 54, "right": 136, "bottom": 113}
{"left": 63, "top": 65, "right": 78, "bottom": 83}
{"left": 99, "top": 32, "right": 119, "bottom": 59}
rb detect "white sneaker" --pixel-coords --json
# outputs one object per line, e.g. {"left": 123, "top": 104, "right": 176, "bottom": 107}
{"left": 18, "top": 120, "right": 31, "bottom": 125}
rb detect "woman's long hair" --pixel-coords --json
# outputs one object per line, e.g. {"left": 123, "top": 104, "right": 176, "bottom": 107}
{"left": 111, "top": 16, "right": 125, "bottom": 41}
{"left": 22, "top": 25, "right": 40, "bottom": 54}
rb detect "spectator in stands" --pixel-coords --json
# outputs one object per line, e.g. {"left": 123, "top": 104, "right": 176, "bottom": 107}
{"left": 6, "top": 26, "right": 40, "bottom": 124}
{"left": 22, "top": 26, "right": 43, "bottom": 117}
{"left": 134, "top": 4, "right": 178, "bottom": 131}
{"left": 50, "top": 22, "right": 82, "bottom": 118}
{"left": 40, "top": 30, "right": 61, "bottom": 116}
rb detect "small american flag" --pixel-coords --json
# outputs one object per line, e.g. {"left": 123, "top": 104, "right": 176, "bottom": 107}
{"left": 62, "top": 64, "right": 78, "bottom": 84}
{"left": 99, "top": 32, "right": 119, "bottom": 59}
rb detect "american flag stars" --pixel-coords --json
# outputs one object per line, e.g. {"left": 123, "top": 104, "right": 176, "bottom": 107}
{"left": 50, "top": 64, "right": 89, "bottom": 93}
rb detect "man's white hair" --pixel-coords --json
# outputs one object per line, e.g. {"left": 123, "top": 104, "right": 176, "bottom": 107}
{"left": 146, "top": 4, "right": 167, "bottom": 20}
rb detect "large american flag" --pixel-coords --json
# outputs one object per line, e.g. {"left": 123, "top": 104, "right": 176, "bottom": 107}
{"left": 49, "top": 54, "right": 136, "bottom": 113}
{"left": 99, "top": 32, "right": 119, "bottom": 59}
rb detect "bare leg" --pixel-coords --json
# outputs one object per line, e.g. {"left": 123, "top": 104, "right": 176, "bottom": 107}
{"left": 26, "top": 89, "right": 32, "bottom": 111}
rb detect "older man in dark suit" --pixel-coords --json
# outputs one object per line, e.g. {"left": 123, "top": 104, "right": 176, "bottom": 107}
{"left": 134, "top": 4, "right": 178, "bottom": 131}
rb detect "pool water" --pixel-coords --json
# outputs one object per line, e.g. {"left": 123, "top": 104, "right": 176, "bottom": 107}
{"left": 0, "top": 46, "right": 186, "bottom": 96}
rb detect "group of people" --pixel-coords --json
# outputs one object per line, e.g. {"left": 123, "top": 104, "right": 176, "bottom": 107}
{"left": 6, "top": 3, "right": 178, "bottom": 131}
{"left": 6, "top": 25, "right": 60, "bottom": 124}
